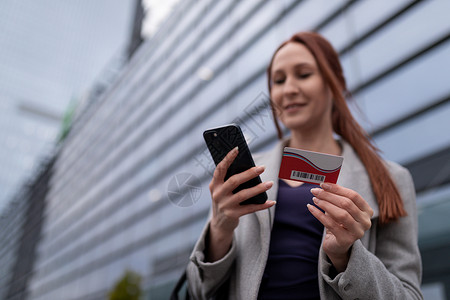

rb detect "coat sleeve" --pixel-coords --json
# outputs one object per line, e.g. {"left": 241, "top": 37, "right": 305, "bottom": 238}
{"left": 186, "top": 220, "right": 237, "bottom": 299}
{"left": 318, "top": 165, "right": 423, "bottom": 300}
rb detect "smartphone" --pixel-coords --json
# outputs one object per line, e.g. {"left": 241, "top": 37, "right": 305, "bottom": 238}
{"left": 203, "top": 124, "right": 267, "bottom": 205}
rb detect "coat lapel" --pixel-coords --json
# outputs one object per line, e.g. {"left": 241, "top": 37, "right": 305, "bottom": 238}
{"left": 338, "top": 141, "right": 379, "bottom": 218}
{"left": 254, "top": 139, "right": 286, "bottom": 233}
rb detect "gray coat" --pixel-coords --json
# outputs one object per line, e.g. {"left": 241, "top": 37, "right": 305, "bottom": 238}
{"left": 187, "top": 139, "right": 423, "bottom": 299}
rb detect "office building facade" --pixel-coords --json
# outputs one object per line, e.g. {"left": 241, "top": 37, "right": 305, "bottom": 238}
{"left": 1, "top": 0, "right": 449, "bottom": 299}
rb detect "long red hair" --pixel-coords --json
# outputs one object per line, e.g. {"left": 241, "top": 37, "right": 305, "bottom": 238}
{"left": 267, "top": 32, "right": 406, "bottom": 224}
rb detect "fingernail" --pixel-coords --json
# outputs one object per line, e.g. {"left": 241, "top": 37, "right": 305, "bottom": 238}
{"left": 267, "top": 200, "right": 276, "bottom": 205}
{"left": 306, "top": 203, "right": 314, "bottom": 210}
{"left": 233, "top": 146, "right": 239, "bottom": 153}
{"left": 320, "top": 182, "right": 331, "bottom": 190}
{"left": 313, "top": 197, "right": 319, "bottom": 205}
{"left": 255, "top": 165, "right": 265, "bottom": 174}
{"left": 265, "top": 181, "right": 273, "bottom": 188}
{"left": 310, "top": 188, "right": 322, "bottom": 195}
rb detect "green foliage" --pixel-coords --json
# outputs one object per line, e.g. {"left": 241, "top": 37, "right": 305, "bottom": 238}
{"left": 58, "top": 99, "right": 77, "bottom": 143}
{"left": 108, "top": 270, "right": 142, "bottom": 300}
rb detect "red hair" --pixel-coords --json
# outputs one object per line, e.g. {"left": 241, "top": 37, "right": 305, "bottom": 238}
{"left": 267, "top": 32, "right": 406, "bottom": 224}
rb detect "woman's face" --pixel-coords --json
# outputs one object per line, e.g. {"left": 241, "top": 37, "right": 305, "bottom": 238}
{"left": 270, "top": 42, "right": 333, "bottom": 134}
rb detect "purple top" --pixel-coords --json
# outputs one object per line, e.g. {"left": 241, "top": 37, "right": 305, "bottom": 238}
{"left": 258, "top": 179, "right": 324, "bottom": 300}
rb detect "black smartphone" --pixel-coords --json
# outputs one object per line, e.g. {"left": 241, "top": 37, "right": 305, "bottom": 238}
{"left": 203, "top": 124, "right": 267, "bottom": 205}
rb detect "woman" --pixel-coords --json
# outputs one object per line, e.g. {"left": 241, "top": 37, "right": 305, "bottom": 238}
{"left": 187, "top": 32, "right": 423, "bottom": 299}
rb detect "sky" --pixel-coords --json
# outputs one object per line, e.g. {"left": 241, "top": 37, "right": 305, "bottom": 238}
{"left": 141, "top": 0, "right": 181, "bottom": 38}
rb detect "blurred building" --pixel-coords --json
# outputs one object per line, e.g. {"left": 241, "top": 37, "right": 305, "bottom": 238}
{"left": 0, "top": 0, "right": 139, "bottom": 299}
{"left": 0, "top": 157, "right": 55, "bottom": 300}
{"left": 1, "top": 0, "right": 450, "bottom": 299}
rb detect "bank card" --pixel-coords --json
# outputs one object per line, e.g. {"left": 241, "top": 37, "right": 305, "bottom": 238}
{"left": 278, "top": 147, "right": 344, "bottom": 185}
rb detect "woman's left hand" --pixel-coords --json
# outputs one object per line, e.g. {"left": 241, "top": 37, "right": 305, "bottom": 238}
{"left": 308, "top": 183, "right": 374, "bottom": 273}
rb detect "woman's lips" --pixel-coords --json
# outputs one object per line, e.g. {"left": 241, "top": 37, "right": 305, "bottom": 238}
{"left": 284, "top": 103, "right": 306, "bottom": 113}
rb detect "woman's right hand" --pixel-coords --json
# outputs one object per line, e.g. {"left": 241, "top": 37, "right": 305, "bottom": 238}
{"left": 206, "top": 147, "right": 275, "bottom": 262}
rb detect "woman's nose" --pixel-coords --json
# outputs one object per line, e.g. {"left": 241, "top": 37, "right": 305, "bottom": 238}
{"left": 283, "top": 77, "right": 299, "bottom": 97}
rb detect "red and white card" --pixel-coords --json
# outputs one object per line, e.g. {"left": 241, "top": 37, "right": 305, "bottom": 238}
{"left": 278, "top": 147, "right": 344, "bottom": 185}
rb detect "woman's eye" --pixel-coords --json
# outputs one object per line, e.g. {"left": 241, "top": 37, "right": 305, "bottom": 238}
{"left": 298, "top": 73, "right": 312, "bottom": 79}
{"left": 273, "top": 77, "right": 285, "bottom": 84}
